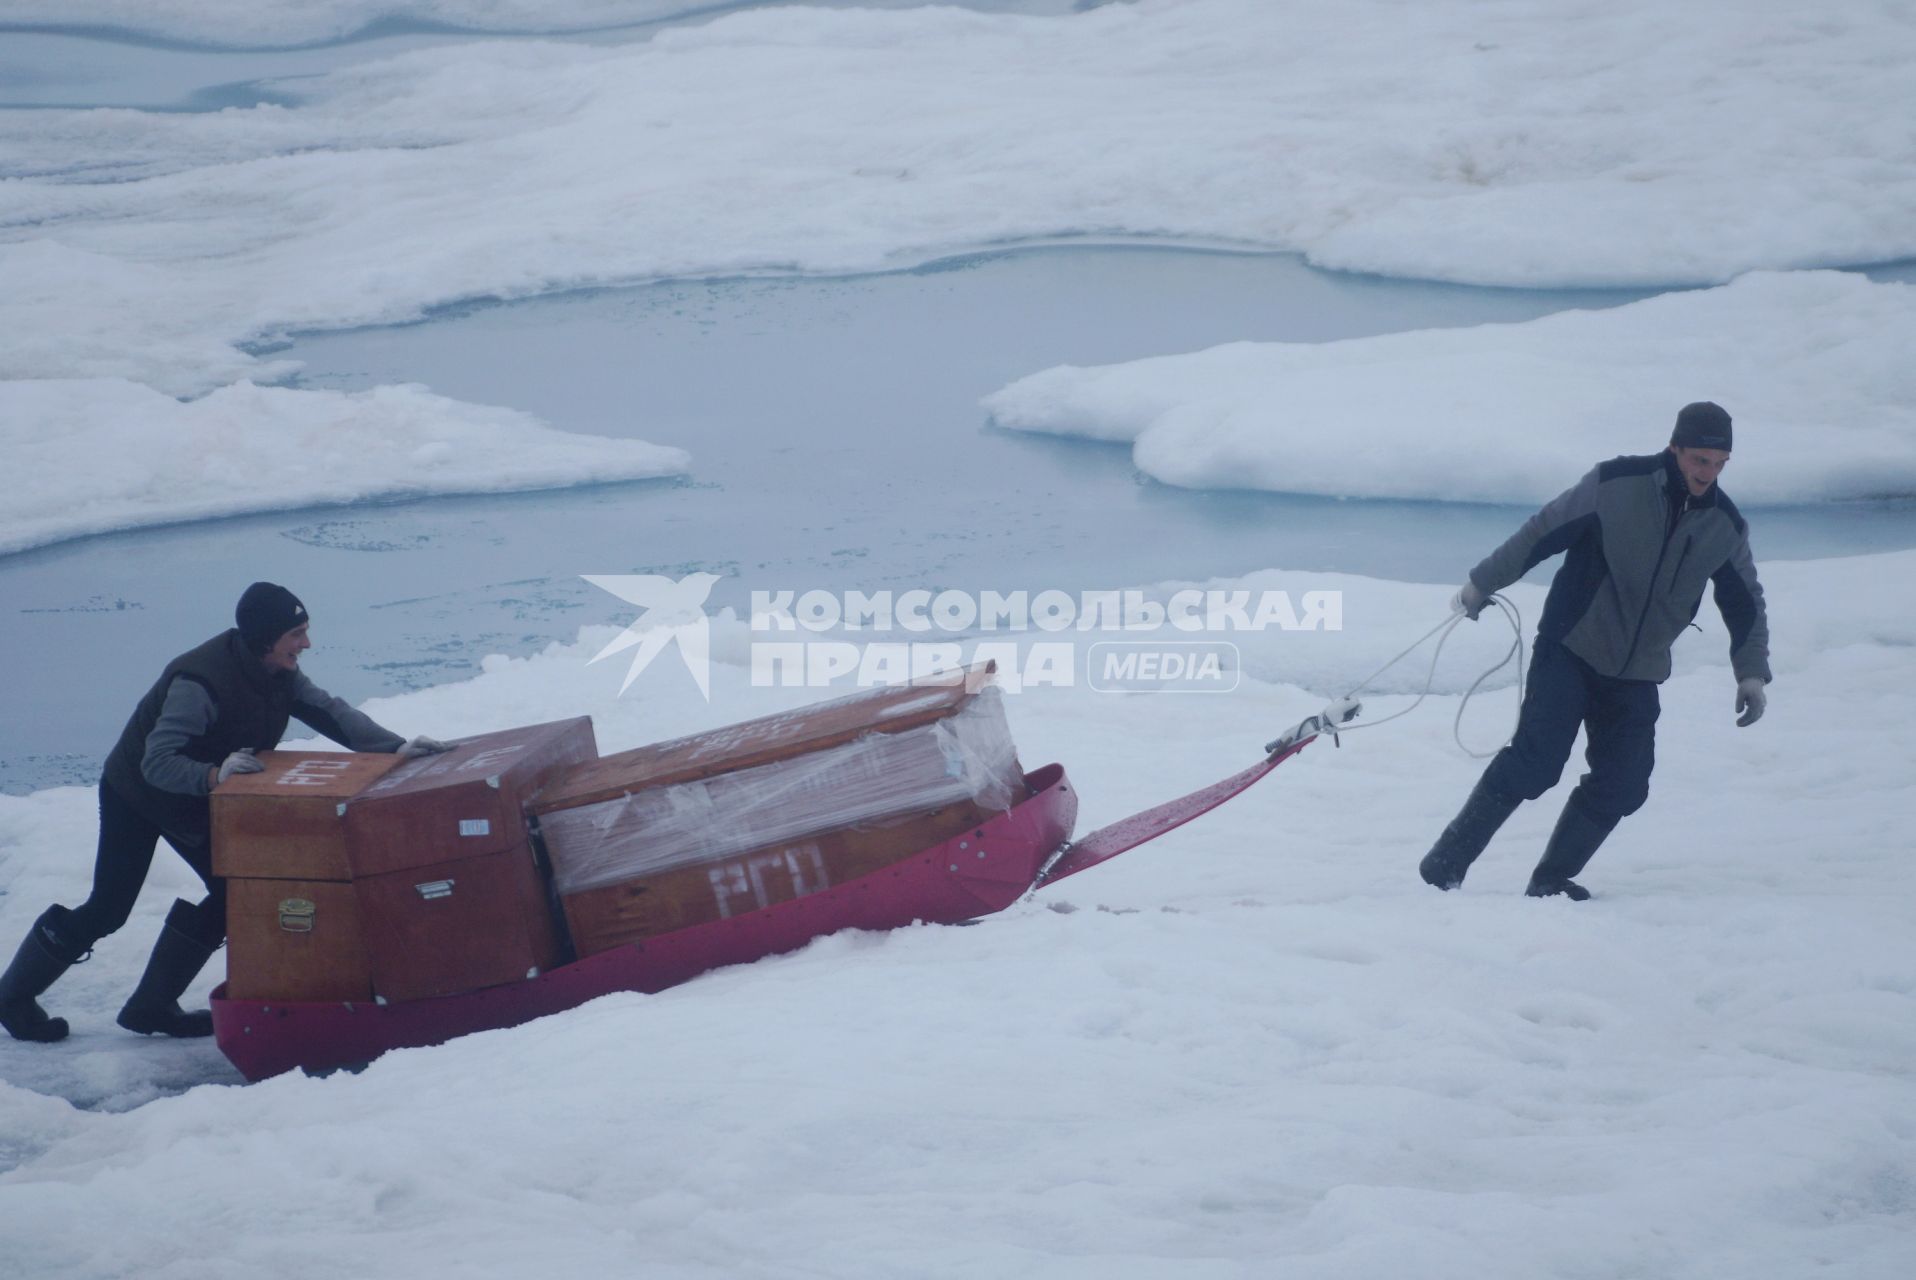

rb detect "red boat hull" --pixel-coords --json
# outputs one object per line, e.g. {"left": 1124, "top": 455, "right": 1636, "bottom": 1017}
{"left": 212, "top": 764, "right": 1080, "bottom": 1081}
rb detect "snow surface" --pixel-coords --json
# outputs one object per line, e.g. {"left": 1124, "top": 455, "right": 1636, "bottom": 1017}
{"left": 2, "top": 554, "right": 1914, "bottom": 1277}
{"left": 0, "top": 379, "right": 690, "bottom": 556}
{"left": 983, "top": 270, "right": 1916, "bottom": 505}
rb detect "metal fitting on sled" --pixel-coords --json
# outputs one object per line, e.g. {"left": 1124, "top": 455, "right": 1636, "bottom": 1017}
{"left": 1265, "top": 697, "right": 1363, "bottom": 755}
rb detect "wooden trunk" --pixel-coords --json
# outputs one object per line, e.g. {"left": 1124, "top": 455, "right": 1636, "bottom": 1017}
{"left": 214, "top": 724, "right": 596, "bottom": 1005}
{"left": 343, "top": 718, "right": 596, "bottom": 877}
{"left": 211, "top": 751, "right": 402, "bottom": 881}
{"left": 226, "top": 877, "right": 372, "bottom": 1002}
{"left": 214, "top": 752, "right": 398, "bottom": 1003}
{"left": 354, "top": 843, "right": 563, "bottom": 1002}
{"left": 339, "top": 719, "right": 593, "bottom": 1000}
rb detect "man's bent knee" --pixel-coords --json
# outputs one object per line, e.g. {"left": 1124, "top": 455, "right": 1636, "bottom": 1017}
{"left": 1483, "top": 750, "right": 1569, "bottom": 804}
{"left": 1573, "top": 777, "right": 1650, "bottom": 823}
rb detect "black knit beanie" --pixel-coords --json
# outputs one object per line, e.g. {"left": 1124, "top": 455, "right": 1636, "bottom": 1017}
{"left": 1671, "top": 401, "right": 1732, "bottom": 451}
{"left": 236, "top": 582, "right": 309, "bottom": 654}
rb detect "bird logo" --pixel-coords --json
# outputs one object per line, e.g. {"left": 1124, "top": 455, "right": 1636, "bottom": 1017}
{"left": 582, "top": 572, "right": 722, "bottom": 698}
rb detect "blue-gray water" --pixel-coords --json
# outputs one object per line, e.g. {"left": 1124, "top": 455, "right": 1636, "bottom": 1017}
{"left": 5, "top": 22, "right": 1915, "bottom": 795}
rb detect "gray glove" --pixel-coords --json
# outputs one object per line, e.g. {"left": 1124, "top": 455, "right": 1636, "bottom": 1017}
{"left": 1735, "top": 677, "right": 1767, "bottom": 727}
{"left": 1449, "top": 581, "right": 1488, "bottom": 621}
{"left": 216, "top": 749, "right": 264, "bottom": 784}
{"left": 398, "top": 735, "right": 454, "bottom": 759}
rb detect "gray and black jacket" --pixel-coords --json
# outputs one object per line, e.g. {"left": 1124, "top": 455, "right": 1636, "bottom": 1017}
{"left": 1469, "top": 451, "right": 1771, "bottom": 686}
{"left": 101, "top": 629, "right": 404, "bottom": 848}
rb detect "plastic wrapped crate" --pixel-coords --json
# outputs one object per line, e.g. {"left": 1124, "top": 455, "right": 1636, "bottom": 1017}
{"left": 533, "top": 680, "right": 1026, "bottom": 954}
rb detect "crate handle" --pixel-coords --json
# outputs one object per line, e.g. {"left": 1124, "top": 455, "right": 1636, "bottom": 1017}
{"left": 278, "top": 898, "right": 316, "bottom": 933}
{"left": 415, "top": 879, "right": 456, "bottom": 901}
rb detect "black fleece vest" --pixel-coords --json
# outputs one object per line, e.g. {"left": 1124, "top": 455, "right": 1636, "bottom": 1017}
{"left": 101, "top": 629, "right": 297, "bottom": 846}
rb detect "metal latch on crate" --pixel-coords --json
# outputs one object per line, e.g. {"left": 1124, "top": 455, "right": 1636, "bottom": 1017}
{"left": 277, "top": 898, "right": 316, "bottom": 933}
{"left": 414, "top": 879, "right": 456, "bottom": 901}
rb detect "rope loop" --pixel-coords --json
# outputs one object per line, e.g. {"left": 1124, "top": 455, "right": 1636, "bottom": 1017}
{"left": 1333, "top": 594, "right": 1526, "bottom": 759}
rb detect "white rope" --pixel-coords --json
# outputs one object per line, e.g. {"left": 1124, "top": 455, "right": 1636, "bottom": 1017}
{"left": 1328, "top": 594, "right": 1526, "bottom": 759}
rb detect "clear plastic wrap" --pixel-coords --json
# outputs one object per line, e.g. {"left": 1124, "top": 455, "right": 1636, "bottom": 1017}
{"left": 543, "top": 688, "right": 1021, "bottom": 895}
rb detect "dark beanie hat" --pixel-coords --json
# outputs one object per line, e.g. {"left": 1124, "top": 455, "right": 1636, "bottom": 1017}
{"left": 236, "top": 582, "right": 308, "bottom": 654}
{"left": 1671, "top": 401, "right": 1732, "bottom": 451}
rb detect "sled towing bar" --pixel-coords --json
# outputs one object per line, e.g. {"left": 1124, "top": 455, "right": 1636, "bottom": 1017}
{"left": 1025, "top": 697, "right": 1363, "bottom": 895}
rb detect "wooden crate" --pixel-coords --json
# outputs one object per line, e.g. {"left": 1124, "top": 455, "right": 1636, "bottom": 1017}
{"left": 354, "top": 843, "right": 563, "bottom": 1002}
{"left": 343, "top": 718, "right": 595, "bottom": 877}
{"left": 212, "top": 751, "right": 402, "bottom": 881}
{"left": 341, "top": 719, "right": 590, "bottom": 1002}
{"left": 226, "top": 877, "right": 372, "bottom": 1002}
{"left": 557, "top": 795, "right": 1009, "bottom": 957}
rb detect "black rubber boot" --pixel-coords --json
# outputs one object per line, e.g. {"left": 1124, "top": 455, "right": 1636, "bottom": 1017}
{"left": 1420, "top": 777, "right": 1521, "bottom": 890}
{"left": 1525, "top": 794, "right": 1619, "bottom": 902}
{"left": 1, "top": 906, "right": 88, "bottom": 1043}
{"left": 116, "top": 900, "right": 218, "bottom": 1038}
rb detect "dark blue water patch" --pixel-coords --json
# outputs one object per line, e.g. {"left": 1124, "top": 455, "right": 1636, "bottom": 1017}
{"left": 1863, "top": 259, "right": 1916, "bottom": 285}
{"left": 175, "top": 80, "right": 307, "bottom": 112}
{"left": 0, "top": 78, "right": 304, "bottom": 116}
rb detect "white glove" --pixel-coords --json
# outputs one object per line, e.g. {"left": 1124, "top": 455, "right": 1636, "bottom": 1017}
{"left": 216, "top": 749, "right": 264, "bottom": 784}
{"left": 1449, "top": 581, "right": 1488, "bottom": 621}
{"left": 1735, "top": 678, "right": 1767, "bottom": 728}
{"left": 398, "top": 735, "right": 454, "bottom": 759}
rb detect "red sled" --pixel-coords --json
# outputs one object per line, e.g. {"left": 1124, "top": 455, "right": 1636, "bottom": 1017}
{"left": 211, "top": 703, "right": 1356, "bottom": 1082}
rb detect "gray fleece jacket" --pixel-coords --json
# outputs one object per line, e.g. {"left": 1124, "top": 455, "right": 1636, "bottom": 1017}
{"left": 141, "top": 671, "right": 403, "bottom": 797}
{"left": 1469, "top": 450, "right": 1771, "bottom": 685}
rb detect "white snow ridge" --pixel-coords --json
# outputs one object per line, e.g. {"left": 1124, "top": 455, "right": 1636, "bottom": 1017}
{"left": 985, "top": 271, "right": 1916, "bottom": 505}
{"left": 0, "top": 379, "right": 689, "bottom": 556}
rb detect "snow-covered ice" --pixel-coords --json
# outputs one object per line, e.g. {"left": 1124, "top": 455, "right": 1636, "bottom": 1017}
{"left": 984, "top": 270, "right": 1916, "bottom": 505}
{"left": 0, "top": 378, "right": 689, "bottom": 556}
{"left": 2, "top": 553, "right": 1913, "bottom": 1277}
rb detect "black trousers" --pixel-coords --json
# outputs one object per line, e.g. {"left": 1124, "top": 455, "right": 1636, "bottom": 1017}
{"left": 1481, "top": 639, "right": 1661, "bottom": 822}
{"left": 65, "top": 781, "right": 226, "bottom": 950}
